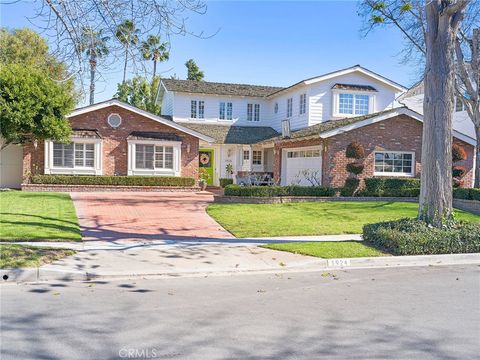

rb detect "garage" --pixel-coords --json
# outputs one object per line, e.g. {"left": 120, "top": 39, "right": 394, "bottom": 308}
{"left": 0, "top": 143, "right": 23, "bottom": 189}
{"left": 281, "top": 146, "right": 322, "bottom": 186}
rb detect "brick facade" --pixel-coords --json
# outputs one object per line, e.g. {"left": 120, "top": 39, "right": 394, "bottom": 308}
{"left": 273, "top": 115, "right": 475, "bottom": 188}
{"left": 23, "top": 105, "right": 200, "bottom": 182}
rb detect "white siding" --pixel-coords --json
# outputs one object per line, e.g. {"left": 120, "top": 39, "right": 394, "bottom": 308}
{"left": 160, "top": 90, "right": 174, "bottom": 116}
{"left": 268, "top": 87, "right": 309, "bottom": 131}
{"left": 172, "top": 93, "right": 271, "bottom": 127}
{"left": 307, "top": 72, "right": 401, "bottom": 125}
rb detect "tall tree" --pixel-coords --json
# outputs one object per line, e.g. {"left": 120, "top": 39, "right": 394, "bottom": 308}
{"left": 116, "top": 20, "right": 140, "bottom": 83}
{"left": 141, "top": 35, "right": 169, "bottom": 80}
{"left": 185, "top": 59, "right": 204, "bottom": 81}
{"left": 115, "top": 76, "right": 161, "bottom": 115}
{"left": 360, "top": 1, "right": 480, "bottom": 187}
{"left": 79, "top": 27, "right": 110, "bottom": 105}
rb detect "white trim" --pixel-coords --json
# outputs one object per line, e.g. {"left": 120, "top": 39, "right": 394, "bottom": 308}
{"left": 127, "top": 139, "right": 181, "bottom": 176}
{"left": 304, "top": 66, "right": 407, "bottom": 92}
{"left": 68, "top": 99, "right": 214, "bottom": 143}
{"left": 373, "top": 150, "right": 415, "bottom": 177}
{"left": 319, "top": 107, "right": 476, "bottom": 146}
{"left": 44, "top": 138, "right": 103, "bottom": 175}
{"left": 107, "top": 113, "right": 122, "bottom": 128}
{"left": 332, "top": 89, "right": 375, "bottom": 118}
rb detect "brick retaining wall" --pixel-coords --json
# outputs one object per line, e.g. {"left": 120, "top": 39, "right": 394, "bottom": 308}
{"left": 453, "top": 199, "right": 480, "bottom": 215}
{"left": 22, "top": 184, "right": 200, "bottom": 192}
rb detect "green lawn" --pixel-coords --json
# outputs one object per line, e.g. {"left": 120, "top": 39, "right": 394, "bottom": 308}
{"left": 207, "top": 201, "right": 480, "bottom": 238}
{"left": 0, "top": 244, "right": 76, "bottom": 268}
{"left": 0, "top": 192, "right": 81, "bottom": 241}
{"left": 261, "top": 241, "right": 388, "bottom": 258}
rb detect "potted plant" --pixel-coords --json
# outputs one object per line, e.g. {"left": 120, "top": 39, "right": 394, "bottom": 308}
{"left": 199, "top": 168, "right": 210, "bottom": 191}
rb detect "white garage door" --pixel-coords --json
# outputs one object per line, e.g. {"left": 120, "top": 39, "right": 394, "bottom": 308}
{"left": 0, "top": 144, "right": 23, "bottom": 189}
{"left": 282, "top": 147, "right": 322, "bottom": 186}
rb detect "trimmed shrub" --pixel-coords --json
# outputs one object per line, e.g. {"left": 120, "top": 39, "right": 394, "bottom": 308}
{"left": 340, "top": 178, "right": 360, "bottom": 196}
{"left": 346, "top": 141, "right": 365, "bottom": 159}
{"left": 223, "top": 185, "right": 335, "bottom": 197}
{"left": 363, "top": 177, "right": 420, "bottom": 197}
{"left": 30, "top": 175, "right": 196, "bottom": 187}
{"left": 363, "top": 218, "right": 480, "bottom": 256}
{"left": 346, "top": 162, "right": 364, "bottom": 175}
{"left": 452, "top": 143, "right": 467, "bottom": 162}
{"left": 219, "top": 178, "right": 234, "bottom": 188}
{"left": 453, "top": 187, "right": 480, "bottom": 201}
{"left": 452, "top": 165, "right": 467, "bottom": 179}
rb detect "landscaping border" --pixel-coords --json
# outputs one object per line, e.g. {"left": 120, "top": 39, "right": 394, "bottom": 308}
{"left": 22, "top": 184, "right": 200, "bottom": 192}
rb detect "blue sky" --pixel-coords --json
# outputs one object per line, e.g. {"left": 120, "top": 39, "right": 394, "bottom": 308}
{"left": 1, "top": 1, "right": 418, "bottom": 106}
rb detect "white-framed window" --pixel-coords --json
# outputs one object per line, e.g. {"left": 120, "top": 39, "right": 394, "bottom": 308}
{"left": 299, "top": 93, "right": 306, "bottom": 115}
{"left": 135, "top": 144, "right": 174, "bottom": 170}
{"left": 191, "top": 100, "right": 204, "bottom": 119}
{"left": 374, "top": 151, "right": 414, "bottom": 177}
{"left": 287, "top": 98, "right": 293, "bottom": 118}
{"left": 45, "top": 138, "right": 102, "bottom": 175}
{"left": 287, "top": 149, "right": 321, "bottom": 158}
{"left": 247, "top": 104, "right": 253, "bottom": 121}
{"left": 53, "top": 143, "right": 95, "bottom": 169}
{"left": 128, "top": 140, "right": 181, "bottom": 176}
{"left": 337, "top": 93, "right": 370, "bottom": 115}
{"left": 254, "top": 104, "right": 260, "bottom": 121}
{"left": 219, "top": 102, "right": 233, "bottom": 120}
{"left": 274, "top": 102, "right": 279, "bottom": 114}
{"left": 247, "top": 103, "right": 260, "bottom": 121}
{"left": 243, "top": 150, "right": 250, "bottom": 161}
{"left": 252, "top": 150, "right": 262, "bottom": 165}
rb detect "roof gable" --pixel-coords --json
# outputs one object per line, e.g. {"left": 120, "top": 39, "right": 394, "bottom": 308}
{"left": 68, "top": 99, "right": 215, "bottom": 142}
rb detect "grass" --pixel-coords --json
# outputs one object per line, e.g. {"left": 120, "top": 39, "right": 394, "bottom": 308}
{"left": 0, "top": 244, "right": 76, "bottom": 268}
{"left": 0, "top": 191, "right": 81, "bottom": 241}
{"left": 207, "top": 201, "right": 480, "bottom": 238}
{"left": 261, "top": 241, "right": 388, "bottom": 258}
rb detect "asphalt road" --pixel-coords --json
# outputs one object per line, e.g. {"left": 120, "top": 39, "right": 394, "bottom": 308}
{"left": 1, "top": 265, "right": 479, "bottom": 360}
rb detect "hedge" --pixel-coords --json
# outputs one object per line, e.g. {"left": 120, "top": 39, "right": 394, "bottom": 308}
{"left": 453, "top": 187, "right": 480, "bottom": 201}
{"left": 224, "top": 185, "right": 335, "bottom": 197}
{"left": 363, "top": 218, "right": 480, "bottom": 255}
{"left": 30, "top": 175, "right": 196, "bottom": 187}
{"left": 219, "top": 178, "right": 234, "bottom": 188}
{"left": 363, "top": 177, "right": 420, "bottom": 197}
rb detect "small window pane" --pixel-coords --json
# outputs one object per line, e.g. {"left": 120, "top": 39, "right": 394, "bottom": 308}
{"left": 247, "top": 104, "right": 253, "bottom": 121}
{"left": 339, "top": 94, "right": 353, "bottom": 114}
{"left": 226, "top": 102, "right": 233, "bottom": 120}
{"left": 355, "top": 95, "right": 369, "bottom": 115}
{"left": 191, "top": 100, "right": 197, "bottom": 118}
{"left": 198, "top": 101, "right": 205, "bottom": 119}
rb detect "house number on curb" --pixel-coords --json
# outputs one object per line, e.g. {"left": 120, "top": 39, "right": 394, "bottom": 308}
{"left": 327, "top": 259, "right": 351, "bottom": 267}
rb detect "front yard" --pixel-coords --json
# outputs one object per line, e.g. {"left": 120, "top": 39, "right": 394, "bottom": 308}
{"left": 0, "top": 244, "right": 76, "bottom": 269}
{"left": 207, "top": 201, "right": 480, "bottom": 238}
{"left": 0, "top": 191, "right": 81, "bottom": 241}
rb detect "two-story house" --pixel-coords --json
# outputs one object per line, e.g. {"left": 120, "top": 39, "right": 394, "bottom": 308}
{"left": 158, "top": 65, "right": 476, "bottom": 187}
{"left": 14, "top": 65, "right": 476, "bottom": 189}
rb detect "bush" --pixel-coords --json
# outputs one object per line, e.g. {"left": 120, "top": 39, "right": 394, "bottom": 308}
{"left": 363, "top": 218, "right": 480, "bottom": 255}
{"left": 453, "top": 187, "right": 480, "bottom": 201}
{"left": 346, "top": 141, "right": 365, "bottom": 159}
{"left": 31, "top": 175, "right": 196, "bottom": 187}
{"left": 346, "top": 162, "right": 364, "bottom": 175}
{"left": 223, "top": 185, "right": 335, "bottom": 197}
{"left": 340, "top": 178, "right": 360, "bottom": 196}
{"left": 363, "top": 177, "right": 420, "bottom": 197}
{"left": 219, "top": 178, "right": 234, "bottom": 188}
{"left": 452, "top": 143, "right": 467, "bottom": 162}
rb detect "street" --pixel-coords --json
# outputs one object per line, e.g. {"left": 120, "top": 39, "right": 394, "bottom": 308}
{"left": 1, "top": 265, "right": 479, "bottom": 360}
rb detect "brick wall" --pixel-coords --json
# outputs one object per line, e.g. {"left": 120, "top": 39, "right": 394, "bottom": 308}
{"left": 273, "top": 114, "right": 475, "bottom": 188}
{"left": 23, "top": 105, "right": 200, "bottom": 181}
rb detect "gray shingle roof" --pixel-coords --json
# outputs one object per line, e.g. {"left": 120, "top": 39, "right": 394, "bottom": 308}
{"left": 180, "top": 124, "right": 279, "bottom": 144}
{"left": 127, "top": 131, "right": 182, "bottom": 142}
{"left": 262, "top": 108, "right": 404, "bottom": 143}
{"left": 162, "top": 79, "right": 284, "bottom": 98}
{"left": 332, "top": 83, "right": 377, "bottom": 92}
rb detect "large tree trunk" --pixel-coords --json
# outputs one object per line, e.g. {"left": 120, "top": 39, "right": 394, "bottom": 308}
{"left": 475, "top": 121, "right": 480, "bottom": 187}
{"left": 89, "top": 53, "right": 96, "bottom": 105}
{"left": 419, "top": 1, "right": 467, "bottom": 227}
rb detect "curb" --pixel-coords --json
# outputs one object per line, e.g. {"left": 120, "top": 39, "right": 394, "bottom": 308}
{"left": 1, "top": 253, "right": 479, "bottom": 284}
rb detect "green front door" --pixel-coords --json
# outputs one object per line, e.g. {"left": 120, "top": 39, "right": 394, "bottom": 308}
{"left": 199, "top": 149, "right": 214, "bottom": 185}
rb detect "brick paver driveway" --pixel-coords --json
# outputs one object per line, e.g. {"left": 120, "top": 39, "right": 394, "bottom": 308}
{"left": 70, "top": 192, "right": 234, "bottom": 241}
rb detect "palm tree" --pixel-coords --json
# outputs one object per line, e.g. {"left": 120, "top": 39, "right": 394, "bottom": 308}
{"left": 80, "top": 27, "right": 109, "bottom": 105}
{"left": 141, "top": 35, "right": 169, "bottom": 80}
{"left": 115, "top": 20, "right": 140, "bottom": 83}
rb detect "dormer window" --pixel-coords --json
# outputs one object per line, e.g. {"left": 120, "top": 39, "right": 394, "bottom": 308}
{"left": 333, "top": 83, "right": 376, "bottom": 117}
